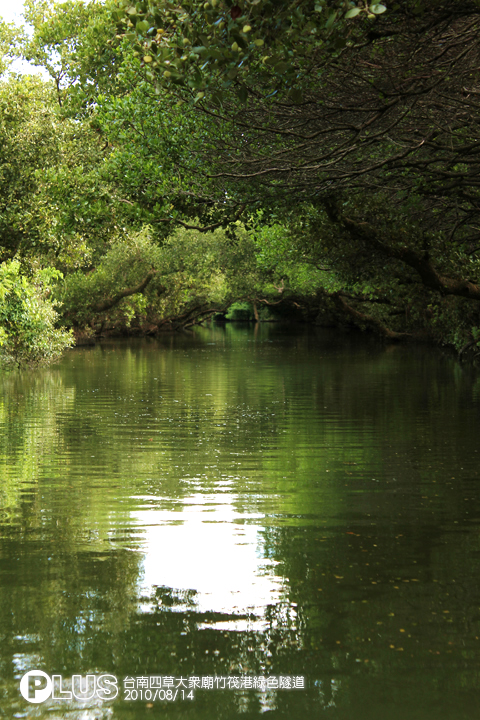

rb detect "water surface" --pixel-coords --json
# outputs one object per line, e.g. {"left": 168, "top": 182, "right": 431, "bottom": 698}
{"left": 1, "top": 324, "right": 480, "bottom": 719}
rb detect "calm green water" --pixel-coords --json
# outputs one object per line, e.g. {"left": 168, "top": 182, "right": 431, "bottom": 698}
{"left": 1, "top": 324, "right": 480, "bottom": 719}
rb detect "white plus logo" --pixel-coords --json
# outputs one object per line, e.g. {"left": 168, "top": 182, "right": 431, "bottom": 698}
{"left": 20, "top": 670, "right": 52, "bottom": 703}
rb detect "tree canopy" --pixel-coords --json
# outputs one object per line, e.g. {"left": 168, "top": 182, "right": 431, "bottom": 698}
{"left": 0, "top": 0, "right": 479, "bottom": 364}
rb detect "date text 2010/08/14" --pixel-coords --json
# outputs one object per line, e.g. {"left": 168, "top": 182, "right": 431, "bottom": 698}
{"left": 124, "top": 688, "right": 194, "bottom": 702}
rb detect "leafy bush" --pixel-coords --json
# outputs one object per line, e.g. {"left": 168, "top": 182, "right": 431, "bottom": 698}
{"left": 0, "top": 261, "right": 73, "bottom": 366}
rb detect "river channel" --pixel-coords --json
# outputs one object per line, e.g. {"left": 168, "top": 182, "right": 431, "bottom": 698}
{"left": 1, "top": 324, "right": 480, "bottom": 719}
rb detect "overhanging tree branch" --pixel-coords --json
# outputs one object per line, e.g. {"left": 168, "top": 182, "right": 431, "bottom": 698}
{"left": 332, "top": 293, "right": 413, "bottom": 340}
{"left": 324, "top": 201, "right": 480, "bottom": 301}
{"left": 94, "top": 268, "right": 159, "bottom": 313}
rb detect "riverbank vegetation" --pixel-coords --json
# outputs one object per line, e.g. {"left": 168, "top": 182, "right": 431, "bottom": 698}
{"left": 1, "top": 0, "right": 480, "bottom": 364}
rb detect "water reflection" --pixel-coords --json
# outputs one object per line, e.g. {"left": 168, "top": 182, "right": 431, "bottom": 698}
{"left": 135, "top": 495, "right": 285, "bottom": 628}
{"left": 1, "top": 325, "right": 480, "bottom": 719}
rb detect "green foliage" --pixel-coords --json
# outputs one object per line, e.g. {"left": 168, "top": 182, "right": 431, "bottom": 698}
{"left": 225, "top": 301, "right": 253, "bottom": 321}
{"left": 0, "top": 73, "right": 119, "bottom": 266}
{"left": 253, "top": 220, "right": 334, "bottom": 294}
{"left": 0, "top": 75, "right": 59, "bottom": 259}
{"left": 59, "top": 226, "right": 229, "bottom": 330}
{"left": 0, "top": 261, "right": 73, "bottom": 366}
{"left": 22, "top": 0, "right": 123, "bottom": 110}
{"left": 2, "top": 0, "right": 480, "bottom": 362}
{"left": 95, "top": 80, "right": 222, "bottom": 232}
{"left": 113, "top": 0, "right": 373, "bottom": 99}
{"left": 0, "top": 20, "right": 26, "bottom": 75}
{"left": 58, "top": 227, "right": 161, "bottom": 325}
{"left": 58, "top": 222, "right": 315, "bottom": 332}
{"left": 274, "top": 195, "right": 480, "bottom": 348}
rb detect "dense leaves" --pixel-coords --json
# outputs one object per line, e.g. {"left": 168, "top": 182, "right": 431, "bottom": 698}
{"left": 0, "top": 0, "right": 480, "bottom": 363}
{"left": 114, "top": 0, "right": 384, "bottom": 99}
{"left": 0, "top": 261, "right": 73, "bottom": 365}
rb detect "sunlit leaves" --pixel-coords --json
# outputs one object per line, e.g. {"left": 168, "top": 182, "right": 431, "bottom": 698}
{"left": 0, "top": 260, "right": 73, "bottom": 366}
{"left": 113, "top": 0, "right": 375, "bottom": 99}
{"left": 0, "top": 19, "right": 27, "bottom": 75}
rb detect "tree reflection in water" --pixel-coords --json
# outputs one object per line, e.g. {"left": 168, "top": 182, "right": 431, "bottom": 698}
{"left": 0, "top": 326, "right": 479, "bottom": 719}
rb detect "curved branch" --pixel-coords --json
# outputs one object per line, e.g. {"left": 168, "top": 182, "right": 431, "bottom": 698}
{"left": 324, "top": 201, "right": 480, "bottom": 300}
{"left": 94, "top": 269, "right": 159, "bottom": 313}
{"left": 332, "top": 293, "right": 413, "bottom": 340}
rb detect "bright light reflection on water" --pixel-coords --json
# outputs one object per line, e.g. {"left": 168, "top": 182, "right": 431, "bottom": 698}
{"left": 135, "top": 494, "right": 285, "bottom": 628}
{"left": 2, "top": 327, "right": 480, "bottom": 720}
